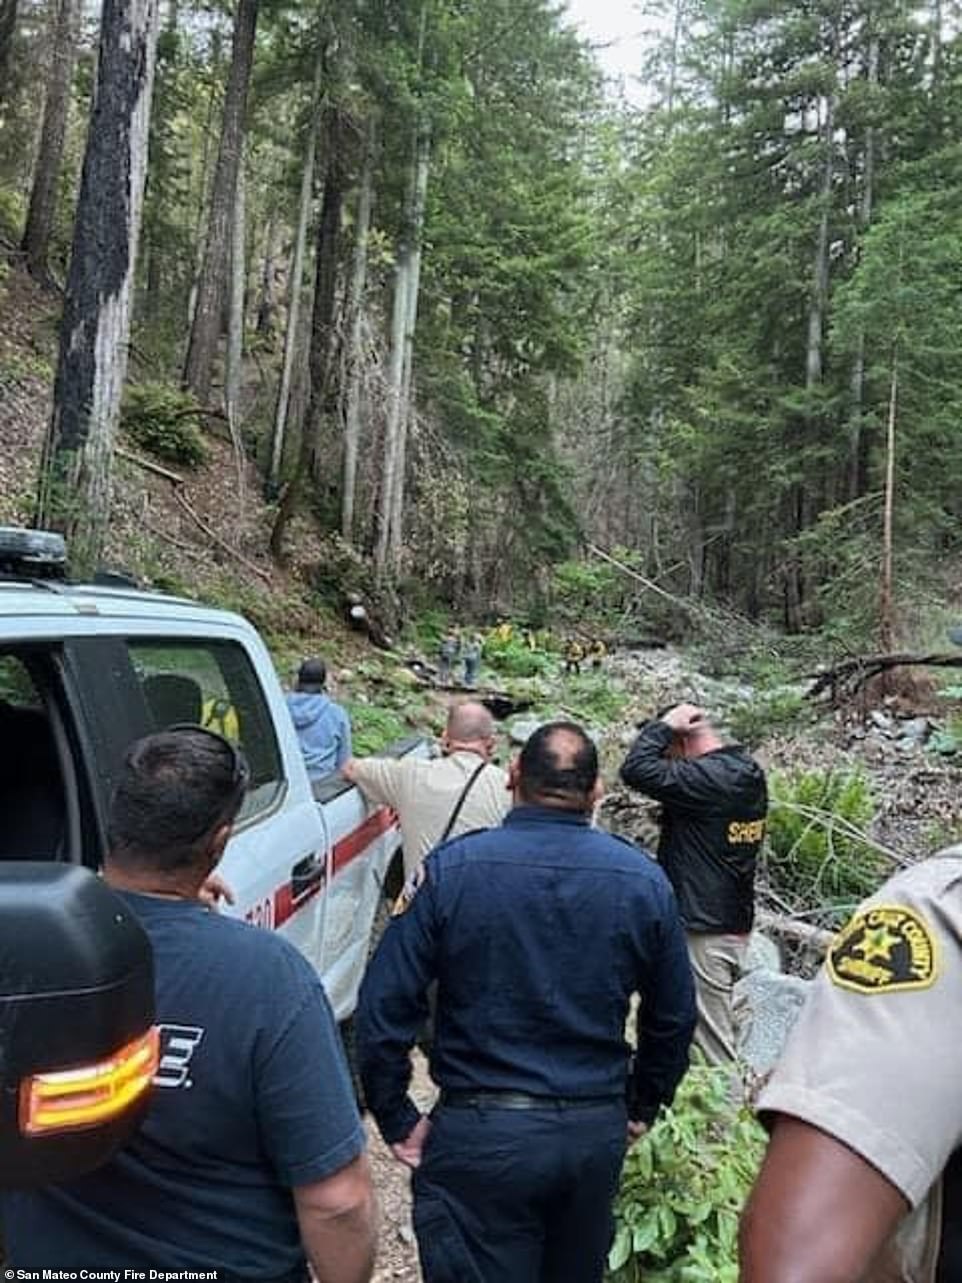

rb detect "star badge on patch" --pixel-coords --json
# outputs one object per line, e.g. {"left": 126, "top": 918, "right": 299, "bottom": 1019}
{"left": 828, "top": 904, "right": 938, "bottom": 994}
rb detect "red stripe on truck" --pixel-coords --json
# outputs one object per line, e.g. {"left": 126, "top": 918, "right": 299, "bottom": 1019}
{"left": 331, "top": 806, "right": 397, "bottom": 874}
{"left": 268, "top": 806, "right": 399, "bottom": 930}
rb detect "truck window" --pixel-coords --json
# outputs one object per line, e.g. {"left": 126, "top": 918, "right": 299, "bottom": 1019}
{"left": 0, "top": 653, "right": 70, "bottom": 860}
{"left": 128, "top": 640, "right": 285, "bottom": 824}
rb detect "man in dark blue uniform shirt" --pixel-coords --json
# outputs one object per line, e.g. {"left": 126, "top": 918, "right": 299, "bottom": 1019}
{"left": 357, "top": 720, "right": 696, "bottom": 1283}
{"left": 2, "top": 727, "right": 376, "bottom": 1283}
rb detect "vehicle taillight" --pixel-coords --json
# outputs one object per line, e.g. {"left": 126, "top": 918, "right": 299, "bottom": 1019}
{"left": 19, "top": 1027, "right": 159, "bottom": 1136}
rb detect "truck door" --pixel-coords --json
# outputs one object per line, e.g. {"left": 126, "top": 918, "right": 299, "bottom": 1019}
{"left": 71, "top": 637, "right": 328, "bottom": 976}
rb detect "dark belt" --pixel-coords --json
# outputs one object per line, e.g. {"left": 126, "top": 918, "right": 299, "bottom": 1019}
{"left": 440, "top": 1090, "right": 622, "bottom": 1111}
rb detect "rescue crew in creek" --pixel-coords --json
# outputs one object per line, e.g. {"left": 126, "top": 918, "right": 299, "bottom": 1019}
{"left": 620, "top": 701, "right": 768, "bottom": 1064}
{"left": 740, "top": 845, "right": 962, "bottom": 1283}
{"left": 357, "top": 721, "right": 696, "bottom": 1283}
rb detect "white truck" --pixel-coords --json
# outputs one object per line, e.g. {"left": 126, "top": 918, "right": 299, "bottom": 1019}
{"left": 0, "top": 528, "right": 420, "bottom": 1025}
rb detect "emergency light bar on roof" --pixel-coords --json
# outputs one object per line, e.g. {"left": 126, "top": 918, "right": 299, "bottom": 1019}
{"left": 0, "top": 527, "right": 67, "bottom": 578}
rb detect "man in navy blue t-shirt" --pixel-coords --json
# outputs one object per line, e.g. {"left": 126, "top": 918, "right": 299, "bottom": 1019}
{"left": 2, "top": 727, "right": 376, "bottom": 1283}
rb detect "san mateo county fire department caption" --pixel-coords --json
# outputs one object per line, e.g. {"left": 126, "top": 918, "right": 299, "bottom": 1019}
{"left": 7, "top": 1271, "right": 219, "bottom": 1280}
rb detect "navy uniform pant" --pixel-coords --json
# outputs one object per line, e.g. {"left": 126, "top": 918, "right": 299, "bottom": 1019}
{"left": 412, "top": 1101, "right": 627, "bottom": 1283}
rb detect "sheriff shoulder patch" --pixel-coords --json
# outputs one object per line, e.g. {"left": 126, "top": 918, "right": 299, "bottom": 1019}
{"left": 827, "top": 904, "right": 938, "bottom": 994}
{"left": 391, "top": 864, "right": 427, "bottom": 917}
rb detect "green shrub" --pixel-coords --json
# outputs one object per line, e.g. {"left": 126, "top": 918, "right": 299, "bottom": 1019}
{"left": 0, "top": 188, "right": 25, "bottom": 239}
{"left": 607, "top": 1064, "right": 765, "bottom": 1282}
{"left": 121, "top": 381, "right": 209, "bottom": 468}
{"left": 347, "top": 702, "right": 410, "bottom": 755}
{"left": 484, "top": 633, "right": 554, "bottom": 679}
{"left": 765, "top": 768, "right": 882, "bottom": 910}
{"left": 725, "top": 688, "right": 807, "bottom": 748}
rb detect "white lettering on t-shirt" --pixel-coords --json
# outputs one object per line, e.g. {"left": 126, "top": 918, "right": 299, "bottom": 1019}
{"left": 153, "top": 1023, "right": 205, "bottom": 1089}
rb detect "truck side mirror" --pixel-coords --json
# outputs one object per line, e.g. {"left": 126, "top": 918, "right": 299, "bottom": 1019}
{"left": 0, "top": 863, "right": 156, "bottom": 1188}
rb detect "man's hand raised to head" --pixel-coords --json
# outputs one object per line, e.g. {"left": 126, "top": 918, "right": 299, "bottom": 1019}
{"left": 662, "top": 703, "right": 706, "bottom": 736}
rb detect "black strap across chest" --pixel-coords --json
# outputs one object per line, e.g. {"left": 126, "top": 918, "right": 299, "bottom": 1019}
{"left": 438, "top": 760, "right": 487, "bottom": 844}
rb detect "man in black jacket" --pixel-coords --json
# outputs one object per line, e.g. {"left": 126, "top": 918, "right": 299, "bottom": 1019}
{"left": 620, "top": 702, "right": 768, "bottom": 1065}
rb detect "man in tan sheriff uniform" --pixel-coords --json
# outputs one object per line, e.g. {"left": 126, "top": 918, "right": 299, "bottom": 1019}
{"left": 342, "top": 701, "right": 509, "bottom": 878}
{"left": 739, "top": 847, "right": 962, "bottom": 1283}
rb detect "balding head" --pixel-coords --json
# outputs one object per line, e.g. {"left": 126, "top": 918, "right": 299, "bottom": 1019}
{"left": 442, "top": 701, "right": 496, "bottom": 759}
{"left": 513, "top": 721, "right": 599, "bottom": 811}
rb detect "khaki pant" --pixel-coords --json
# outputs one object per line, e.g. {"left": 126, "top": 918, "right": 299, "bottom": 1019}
{"left": 685, "top": 932, "right": 748, "bottom": 1066}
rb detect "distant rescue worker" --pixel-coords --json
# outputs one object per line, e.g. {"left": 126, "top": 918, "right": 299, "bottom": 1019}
{"left": 342, "top": 700, "right": 509, "bottom": 878}
{"left": 620, "top": 702, "right": 768, "bottom": 1064}
{"left": 461, "top": 633, "right": 483, "bottom": 688}
{"left": 564, "top": 637, "right": 584, "bottom": 675}
{"left": 357, "top": 722, "right": 696, "bottom": 1283}
{"left": 286, "top": 657, "right": 352, "bottom": 780}
{"left": 437, "top": 629, "right": 460, "bottom": 684}
{"left": 740, "top": 847, "right": 962, "bottom": 1283}
{"left": 1, "top": 727, "right": 376, "bottom": 1282}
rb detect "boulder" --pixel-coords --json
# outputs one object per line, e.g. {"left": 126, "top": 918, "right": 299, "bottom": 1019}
{"left": 734, "top": 969, "right": 811, "bottom": 1075}
{"left": 869, "top": 710, "right": 895, "bottom": 735}
{"left": 507, "top": 717, "right": 543, "bottom": 746}
{"left": 899, "top": 716, "right": 932, "bottom": 746}
{"left": 742, "top": 931, "right": 782, "bottom": 976}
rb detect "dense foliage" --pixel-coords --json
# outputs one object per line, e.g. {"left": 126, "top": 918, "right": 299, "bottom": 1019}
{"left": 121, "top": 382, "right": 209, "bottom": 468}
{"left": 607, "top": 1064, "right": 766, "bottom": 1282}
{"left": 765, "top": 767, "right": 883, "bottom": 912}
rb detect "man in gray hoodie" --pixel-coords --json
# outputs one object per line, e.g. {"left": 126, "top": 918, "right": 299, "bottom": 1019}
{"left": 286, "top": 658, "right": 353, "bottom": 781}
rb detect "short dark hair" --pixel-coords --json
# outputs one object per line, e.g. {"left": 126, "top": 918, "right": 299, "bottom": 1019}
{"left": 518, "top": 721, "right": 598, "bottom": 806}
{"left": 108, "top": 728, "right": 249, "bottom": 871}
{"left": 297, "top": 657, "right": 327, "bottom": 691}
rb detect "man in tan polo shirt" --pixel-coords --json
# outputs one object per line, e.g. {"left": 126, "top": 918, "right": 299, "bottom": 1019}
{"left": 342, "top": 701, "right": 509, "bottom": 878}
{"left": 739, "top": 846, "right": 962, "bottom": 1283}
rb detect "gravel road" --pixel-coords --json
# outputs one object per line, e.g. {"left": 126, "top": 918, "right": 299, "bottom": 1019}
{"left": 368, "top": 1053, "right": 434, "bottom": 1282}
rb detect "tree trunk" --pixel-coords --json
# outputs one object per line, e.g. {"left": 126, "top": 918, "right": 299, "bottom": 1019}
{"left": 848, "top": 32, "right": 879, "bottom": 501}
{"left": 0, "top": 0, "right": 19, "bottom": 102}
{"left": 931, "top": 0, "right": 943, "bottom": 107}
{"left": 226, "top": 159, "right": 246, "bottom": 501}
{"left": 785, "top": 84, "right": 836, "bottom": 628}
{"left": 665, "top": 0, "right": 685, "bottom": 119}
{"left": 21, "top": 0, "right": 80, "bottom": 279}
{"left": 375, "top": 119, "right": 430, "bottom": 578}
{"left": 186, "top": 26, "right": 221, "bottom": 330}
{"left": 182, "top": 0, "right": 258, "bottom": 404}
{"left": 340, "top": 118, "right": 375, "bottom": 542}
{"left": 269, "top": 114, "right": 345, "bottom": 561}
{"left": 879, "top": 349, "right": 898, "bottom": 655}
{"left": 269, "top": 45, "right": 322, "bottom": 491}
{"left": 255, "top": 209, "right": 277, "bottom": 335}
{"left": 35, "top": 0, "right": 160, "bottom": 576}
{"left": 805, "top": 93, "right": 835, "bottom": 390}
{"left": 387, "top": 122, "right": 430, "bottom": 573}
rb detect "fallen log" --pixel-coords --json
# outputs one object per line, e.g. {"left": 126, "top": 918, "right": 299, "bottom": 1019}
{"left": 755, "top": 909, "right": 835, "bottom": 956}
{"left": 807, "top": 651, "right": 962, "bottom": 701}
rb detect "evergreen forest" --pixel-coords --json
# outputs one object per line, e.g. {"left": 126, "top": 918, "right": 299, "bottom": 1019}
{"left": 1, "top": 0, "right": 961, "bottom": 647}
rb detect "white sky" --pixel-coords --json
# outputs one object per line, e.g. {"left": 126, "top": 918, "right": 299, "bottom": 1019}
{"left": 563, "top": 0, "right": 650, "bottom": 99}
